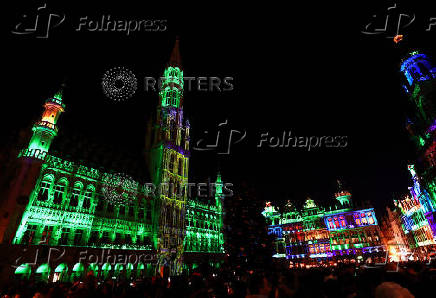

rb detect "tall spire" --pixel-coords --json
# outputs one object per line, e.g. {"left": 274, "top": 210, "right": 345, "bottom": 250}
{"left": 336, "top": 179, "right": 343, "bottom": 192}
{"left": 26, "top": 85, "right": 65, "bottom": 156}
{"left": 169, "top": 37, "right": 181, "bottom": 67}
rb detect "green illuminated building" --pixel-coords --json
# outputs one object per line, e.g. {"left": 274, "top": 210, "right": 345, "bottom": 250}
{"left": 185, "top": 173, "right": 225, "bottom": 254}
{"left": 0, "top": 40, "right": 225, "bottom": 282}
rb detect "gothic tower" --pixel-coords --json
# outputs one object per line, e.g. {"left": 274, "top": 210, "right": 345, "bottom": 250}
{"left": 150, "top": 39, "right": 190, "bottom": 276}
{"left": 0, "top": 88, "right": 65, "bottom": 243}
{"left": 27, "top": 89, "right": 65, "bottom": 153}
{"left": 401, "top": 51, "right": 436, "bottom": 126}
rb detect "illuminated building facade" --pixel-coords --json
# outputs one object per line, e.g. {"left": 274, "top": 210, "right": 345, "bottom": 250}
{"left": 262, "top": 184, "right": 385, "bottom": 263}
{"left": 392, "top": 165, "right": 436, "bottom": 258}
{"left": 184, "top": 173, "right": 225, "bottom": 254}
{"left": 401, "top": 50, "right": 436, "bottom": 234}
{"left": 390, "top": 49, "right": 436, "bottom": 258}
{"left": 0, "top": 41, "right": 225, "bottom": 282}
{"left": 380, "top": 207, "right": 412, "bottom": 262}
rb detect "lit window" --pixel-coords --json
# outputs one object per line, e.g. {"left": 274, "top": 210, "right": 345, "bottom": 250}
{"left": 82, "top": 191, "right": 91, "bottom": 209}
{"left": 309, "top": 245, "right": 315, "bottom": 254}
{"left": 53, "top": 181, "right": 67, "bottom": 204}
{"left": 339, "top": 216, "right": 346, "bottom": 227}
{"left": 354, "top": 214, "right": 361, "bottom": 226}
{"left": 70, "top": 184, "right": 82, "bottom": 207}
{"left": 38, "top": 180, "right": 51, "bottom": 201}
{"left": 367, "top": 212, "right": 374, "bottom": 225}
{"left": 334, "top": 217, "right": 340, "bottom": 228}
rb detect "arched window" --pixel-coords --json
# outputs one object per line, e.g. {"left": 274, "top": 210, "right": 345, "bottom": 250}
{"left": 70, "top": 182, "right": 83, "bottom": 207}
{"left": 82, "top": 185, "right": 94, "bottom": 209}
{"left": 102, "top": 263, "right": 112, "bottom": 279}
{"left": 35, "top": 263, "right": 51, "bottom": 282}
{"left": 37, "top": 175, "right": 53, "bottom": 201}
{"left": 53, "top": 179, "right": 68, "bottom": 204}
{"left": 339, "top": 215, "right": 346, "bottom": 228}
{"left": 333, "top": 217, "right": 339, "bottom": 229}
{"left": 354, "top": 214, "right": 361, "bottom": 226}
{"left": 71, "top": 263, "right": 85, "bottom": 281}
{"left": 361, "top": 213, "right": 367, "bottom": 224}
{"left": 367, "top": 212, "right": 375, "bottom": 225}
{"left": 15, "top": 264, "right": 31, "bottom": 280}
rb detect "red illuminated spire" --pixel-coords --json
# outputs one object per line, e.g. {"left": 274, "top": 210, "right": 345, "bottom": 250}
{"left": 168, "top": 37, "right": 182, "bottom": 67}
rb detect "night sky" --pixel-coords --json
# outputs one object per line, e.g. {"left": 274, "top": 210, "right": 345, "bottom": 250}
{"left": 3, "top": 1, "right": 436, "bottom": 213}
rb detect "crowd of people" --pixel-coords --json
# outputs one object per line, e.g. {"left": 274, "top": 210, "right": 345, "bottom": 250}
{"left": 1, "top": 261, "right": 436, "bottom": 298}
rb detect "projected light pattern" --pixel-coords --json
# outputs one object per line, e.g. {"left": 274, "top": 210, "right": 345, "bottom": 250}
{"left": 102, "top": 66, "right": 138, "bottom": 101}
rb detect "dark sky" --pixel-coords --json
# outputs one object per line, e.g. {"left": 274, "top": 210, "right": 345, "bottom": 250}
{"left": 3, "top": 1, "right": 436, "bottom": 212}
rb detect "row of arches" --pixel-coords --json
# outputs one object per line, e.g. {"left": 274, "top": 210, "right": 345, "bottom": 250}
{"left": 14, "top": 262, "right": 154, "bottom": 282}
{"left": 35, "top": 174, "right": 154, "bottom": 221}
{"left": 36, "top": 175, "right": 95, "bottom": 209}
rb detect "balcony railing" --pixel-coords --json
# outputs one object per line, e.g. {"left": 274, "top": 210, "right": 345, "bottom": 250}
{"left": 18, "top": 148, "right": 48, "bottom": 160}
{"left": 34, "top": 120, "right": 58, "bottom": 133}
